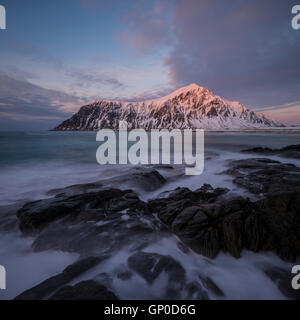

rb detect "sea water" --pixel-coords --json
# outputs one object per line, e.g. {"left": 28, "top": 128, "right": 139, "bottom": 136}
{"left": 0, "top": 131, "right": 300, "bottom": 299}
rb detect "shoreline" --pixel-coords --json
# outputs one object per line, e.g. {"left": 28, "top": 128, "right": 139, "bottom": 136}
{"left": 1, "top": 135, "right": 300, "bottom": 300}
{"left": 10, "top": 154, "right": 300, "bottom": 300}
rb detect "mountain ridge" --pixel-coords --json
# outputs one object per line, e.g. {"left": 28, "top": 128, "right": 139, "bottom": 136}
{"left": 53, "top": 84, "right": 283, "bottom": 131}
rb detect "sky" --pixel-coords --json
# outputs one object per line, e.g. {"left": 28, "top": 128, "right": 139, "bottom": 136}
{"left": 0, "top": 0, "right": 300, "bottom": 130}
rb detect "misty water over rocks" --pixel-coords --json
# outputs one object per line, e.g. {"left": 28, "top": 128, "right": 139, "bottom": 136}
{"left": 1, "top": 131, "right": 300, "bottom": 300}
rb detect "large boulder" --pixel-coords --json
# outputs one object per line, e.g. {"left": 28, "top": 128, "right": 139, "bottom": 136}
{"left": 17, "top": 189, "right": 147, "bottom": 235}
{"left": 264, "top": 267, "right": 300, "bottom": 300}
{"left": 47, "top": 167, "right": 166, "bottom": 197}
{"left": 50, "top": 280, "right": 118, "bottom": 300}
{"left": 148, "top": 184, "right": 300, "bottom": 262}
{"left": 257, "top": 191, "right": 300, "bottom": 261}
{"left": 224, "top": 158, "right": 300, "bottom": 194}
{"left": 242, "top": 144, "right": 300, "bottom": 160}
{"left": 14, "top": 256, "right": 105, "bottom": 300}
{"left": 128, "top": 251, "right": 186, "bottom": 299}
{"left": 128, "top": 251, "right": 186, "bottom": 285}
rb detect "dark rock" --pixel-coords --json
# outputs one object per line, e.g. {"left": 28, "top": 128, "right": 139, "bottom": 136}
{"left": 220, "top": 211, "right": 244, "bottom": 258}
{"left": 194, "top": 184, "right": 229, "bottom": 201}
{"left": 171, "top": 206, "right": 203, "bottom": 233}
{"left": 149, "top": 186, "right": 253, "bottom": 259}
{"left": 257, "top": 192, "right": 300, "bottom": 261}
{"left": 16, "top": 189, "right": 147, "bottom": 236}
{"left": 264, "top": 267, "right": 300, "bottom": 300}
{"left": 148, "top": 164, "right": 174, "bottom": 170}
{"left": 198, "top": 275, "right": 224, "bottom": 297}
{"left": 103, "top": 167, "right": 166, "bottom": 192}
{"left": 242, "top": 144, "right": 300, "bottom": 159}
{"left": 168, "top": 187, "right": 195, "bottom": 201}
{"left": 158, "top": 199, "right": 194, "bottom": 225}
{"left": 185, "top": 281, "right": 209, "bottom": 300}
{"left": 128, "top": 251, "right": 186, "bottom": 299}
{"left": 47, "top": 168, "right": 166, "bottom": 196}
{"left": 31, "top": 207, "right": 160, "bottom": 256}
{"left": 17, "top": 188, "right": 136, "bottom": 235}
{"left": 93, "top": 272, "right": 114, "bottom": 291}
{"left": 0, "top": 204, "right": 19, "bottom": 232}
{"left": 242, "top": 146, "right": 274, "bottom": 154}
{"left": 185, "top": 211, "right": 209, "bottom": 230}
{"left": 47, "top": 182, "right": 103, "bottom": 197}
{"left": 225, "top": 158, "right": 300, "bottom": 194}
{"left": 128, "top": 251, "right": 185, "bottom": 284}
{"left": 117, "top": 270, "right": 132, "bottom": 281}
{"left": 50, "top": 280, "right": 118, "bottom": 300}
{"left": 177, "top": 241, "right": 190, "bottom": 254}
{"left": 14, "top": 256, "right": 105, "bottom": 300}
{"left": 148, "top": 183, "right": 300, "bottom": 262}
{"left": 244, "top": 213, "right": 271, "bottom": 252}
{"left": 184, "top": 227, "right": 220, "bottom": 259}
{"left": 15, "top": 168, "right": 300, "bottom": 279}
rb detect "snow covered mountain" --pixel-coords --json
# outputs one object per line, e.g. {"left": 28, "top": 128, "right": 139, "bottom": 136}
{"left": 53, "top": 84, "right": 282, "bottom": 130}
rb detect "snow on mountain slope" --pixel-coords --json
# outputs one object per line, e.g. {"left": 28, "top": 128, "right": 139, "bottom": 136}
{"left": 53, "top": 84, "right": 282, "bottom": 130}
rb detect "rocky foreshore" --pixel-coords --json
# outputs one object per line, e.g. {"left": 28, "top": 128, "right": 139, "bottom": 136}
{"left": 12, "top": 149, "right": 300, "bottom": 300}
{"left": 242, "top": 144, "right": 300, "bottom": 159}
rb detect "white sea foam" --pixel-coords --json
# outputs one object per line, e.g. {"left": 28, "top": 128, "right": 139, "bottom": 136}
{"left": 0, "top": 131, "right": 300, "bottom": 299}
{"left": 0, "top": 232, "right": 78, "bottom": 300}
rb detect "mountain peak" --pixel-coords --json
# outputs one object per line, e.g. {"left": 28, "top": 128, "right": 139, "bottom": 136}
{"left": 53, "top": 84, "right": 282, "bottom": 131}
{"left": 146, "top": 83, "right": 210, "bottom": 105}
{"left": 184, "top": 83, "right": 202, "bottom": 90}
{"left": 170, "top": 83, "right": 207, "bottom": 95}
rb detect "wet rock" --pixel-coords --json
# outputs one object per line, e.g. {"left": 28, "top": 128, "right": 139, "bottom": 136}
{"left": 16, "top": 189, "right": 147, "bottom": 236}
{"left": 264, "top": 267, "right": 300, "bottom": 300}
{"left": 242, "top": 144, "right": 300, "bottom": 159}
{"left": 149, "top": 187, "right": 252, "bottom": 259}
{"left": 47, "top": 182, "right": 104, "bottom": 197}
{"left": 102, "top": 167, "right": 166, "bottom": 192}
{"left": 15, "top": 171, "right": 300, "bottom": 286}
{"left": 244, "top": 213, "right": 271, "bottom": 252}
{"left": 194, "top": 184, "right": 230, "bottom": 201}
{"left": 224, "top": 158, "right": 300, "bottom": 194}
{"left": 198, "top": 275, "right": 224, "bottom": 297}
{"left": 171, "top": 206, "right": 203, "bottom": 233}
{"left": 177, "top": 241, "right": 190, "bottom": 254}
{"left": 149, "top": 185, "right": 229, "bottom": 229}
{"left": 31, "top": 205, "right": 161, "bottom": 256}
{"left": 183, "top": 227, "right": 220, "bottom": 259}
{"left": 220, "top": 211, "right": 244, "bottom": 258}
{"left": 185, "top": 281, "right": 209, "bottom": 300}
{"left": 48, "top": 167, "right": 166, "bottom": 196}
{"left": 14, "top": 256, "right": 105, "bottom": 300}
{"left": 185, "top": 211, "right": 209, "bottom": 231}
{"left": 128, "top": 251, "right": 186, "bottom": 286}
{"left": 148, "top": 184, "right": 300, "bottom": 261}
{"left": 50, "top": 280, "right": 118, "bottom": 300}
{"left": 149, "top": 164, "right": 174, "bottom": 170}
{"left": 257, "top": 191, "right": 300, "bottom": 261}
{"left": 0, "top": 204, "right": 19, "bottom": 232}
{"left": 116, "top": 270, "right": 133, "bottom": 281}
{"left": 93, "top": 272, "right": 114, "bottom": 291}
{"left": 152, "top": 198, "right": 194, "bottom": 225}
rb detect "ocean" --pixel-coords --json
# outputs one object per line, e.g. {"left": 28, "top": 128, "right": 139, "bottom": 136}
{"left": 0, "top": 131, "right": 300, "bottom": 299}
{"left": 1, "top": 130, "right": 300, "bottom": 205}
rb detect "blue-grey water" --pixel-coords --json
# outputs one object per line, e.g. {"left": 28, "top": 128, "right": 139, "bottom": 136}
{"left": 1, "top": 130, "right": 300, "bottom": 205}
{"left": 0, "top": 131, "right": 300, "bottom": 300}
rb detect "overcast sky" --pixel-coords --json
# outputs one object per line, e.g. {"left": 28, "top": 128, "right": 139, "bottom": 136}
{"left": 0, "top": 0, "right": 300, "bottom": 130}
